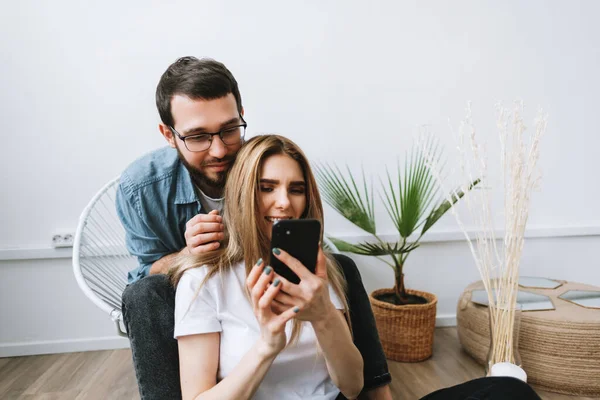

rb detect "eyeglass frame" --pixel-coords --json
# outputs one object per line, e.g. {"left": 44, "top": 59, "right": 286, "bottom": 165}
{"left": 169, "top": 115, "right": 247, "bottom": 152}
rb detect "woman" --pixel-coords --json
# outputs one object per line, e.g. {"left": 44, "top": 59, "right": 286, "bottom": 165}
{"left": 171, "top": 135, "right": 364, "bottom": 400}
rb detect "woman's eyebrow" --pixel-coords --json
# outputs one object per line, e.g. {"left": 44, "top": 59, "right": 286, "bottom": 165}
{"left": 259, "top": 179, "right": 305, "bottom": 186}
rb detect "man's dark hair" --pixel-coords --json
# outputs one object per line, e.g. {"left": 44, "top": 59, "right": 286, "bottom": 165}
{"left": 156, "top": 56, "right": 243, "bottom": 127}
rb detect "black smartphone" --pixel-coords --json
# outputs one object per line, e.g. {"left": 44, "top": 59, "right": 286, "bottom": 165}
{"left": 270, "top": 219, "right": 321, "bottom": 284}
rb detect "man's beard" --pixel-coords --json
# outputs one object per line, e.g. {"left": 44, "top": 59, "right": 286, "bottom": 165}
{"left": 175, "top": 146, "right": 235, "bottom": 193}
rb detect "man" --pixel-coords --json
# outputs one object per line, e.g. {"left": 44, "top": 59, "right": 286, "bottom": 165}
{"left": 117, "top": 56, "right": 392, "bottom": 399}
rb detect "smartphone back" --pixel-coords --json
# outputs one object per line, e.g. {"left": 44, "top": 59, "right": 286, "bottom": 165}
{"left": 270, "top": 219, "right": 321, "bottom": 284}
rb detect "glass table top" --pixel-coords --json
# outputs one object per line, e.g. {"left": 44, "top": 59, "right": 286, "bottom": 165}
{"left": 470, "top": 289, "right": 555, "bottom": 311}
{"left": 558, "top": 290, "right": 600, "bottom": 309}
{"left": 518, "top": 276, "right": 563, "bottom": 289}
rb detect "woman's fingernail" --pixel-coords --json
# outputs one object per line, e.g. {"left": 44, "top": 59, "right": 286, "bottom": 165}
{"left": 264, "top": 266, "right": 272, "bottom": 275}
{"left": 272, "top": 247, "right": 281, "bottom": 255}
{"left": 293, "top": 306, "right": 300, "bottom": 313}
{"left": 256, "top": 258, "right": 263, "bottom": 266}
{"left": 273, "top": 278, "right": 280, "bottom": 287}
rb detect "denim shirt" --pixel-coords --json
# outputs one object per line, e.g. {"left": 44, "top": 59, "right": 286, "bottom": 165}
{"left": 116, "top": 147, "right": 203, "bottom": 283}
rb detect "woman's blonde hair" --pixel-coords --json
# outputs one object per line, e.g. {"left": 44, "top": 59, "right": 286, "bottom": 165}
{"left": 170, "top": 134, "right": 350, "bottom": 345}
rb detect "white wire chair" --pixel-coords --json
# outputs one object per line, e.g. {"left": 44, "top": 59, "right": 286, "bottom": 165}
{"left": 72, "top": 176, "right": 340, "bottom": 338}
{"left": 73, "top": 176, "right": 134, "bottom": 337}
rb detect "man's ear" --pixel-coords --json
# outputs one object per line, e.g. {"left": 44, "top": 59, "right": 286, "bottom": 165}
{"left": 159, "top": 123, "right": 177, "bottom": 148}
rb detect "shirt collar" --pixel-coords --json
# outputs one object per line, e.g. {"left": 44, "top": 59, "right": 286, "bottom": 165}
{"left": 174, "top": 161, "right": 199, "bottom": 205}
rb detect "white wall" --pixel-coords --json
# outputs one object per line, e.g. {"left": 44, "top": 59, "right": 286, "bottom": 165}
{"left": 1, "top": 0, "right": 599, "bottom": 356}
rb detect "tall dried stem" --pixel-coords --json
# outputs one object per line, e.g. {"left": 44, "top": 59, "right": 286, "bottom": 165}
{"left": 424, "top": 102, "right": 547, "bottom": 371}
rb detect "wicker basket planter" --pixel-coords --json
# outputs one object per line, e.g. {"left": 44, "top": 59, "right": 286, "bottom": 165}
{"left": 370, "top": 288, "right": 438, "bottom": 362}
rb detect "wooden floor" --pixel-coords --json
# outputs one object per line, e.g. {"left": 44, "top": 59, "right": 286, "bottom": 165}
{"left": 0, "top": 328, "right": 597, "bottom": 400}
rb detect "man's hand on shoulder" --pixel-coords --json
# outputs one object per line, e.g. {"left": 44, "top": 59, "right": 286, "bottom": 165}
{"left": 149, "top": 210, "right": 224, "bottom": 275}
{"left": 184, "top": 210, "right": 224, "bottom": 255}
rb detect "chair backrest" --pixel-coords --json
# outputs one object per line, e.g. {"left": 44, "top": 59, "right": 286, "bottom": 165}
{"left": 72, "top": 176, "right": 136, "bottom": 328}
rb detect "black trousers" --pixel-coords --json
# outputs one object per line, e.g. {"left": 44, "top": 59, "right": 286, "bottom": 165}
{"left": 420, "top": 377, "right": 541, "bottom": 400}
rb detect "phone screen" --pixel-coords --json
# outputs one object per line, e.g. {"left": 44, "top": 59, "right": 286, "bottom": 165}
{"left": 269, "top": 219, "right": 321, "bottom": 284}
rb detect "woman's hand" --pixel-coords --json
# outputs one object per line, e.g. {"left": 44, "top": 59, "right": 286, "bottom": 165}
{"left": 246, "top": 259, "right": 299, "bottom": 358}
{"left": 269, "top": 248, "right": 337, "bottom": 323}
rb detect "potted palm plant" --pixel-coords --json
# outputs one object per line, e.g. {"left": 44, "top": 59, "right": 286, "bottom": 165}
{"left": 315, "top": 137, "right": 478, "bottom": 362}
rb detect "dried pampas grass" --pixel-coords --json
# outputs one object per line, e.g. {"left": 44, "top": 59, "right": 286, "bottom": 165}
{"left": 424, "top": 101, "right": 547, "bottom": 371}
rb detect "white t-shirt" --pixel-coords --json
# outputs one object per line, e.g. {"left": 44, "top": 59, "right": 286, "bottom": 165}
{"left": 174, "top": 262, "right": 344, "bottom": 400}
{"left": 195, "top": 185, "right": 224, "bottom": 214}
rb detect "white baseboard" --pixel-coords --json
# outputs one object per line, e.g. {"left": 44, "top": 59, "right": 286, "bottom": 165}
{"left": 0, "top": 336, "right": 130, "bottom": 358}
{"left": 435, "top": 313, "right": 457, "bottom": 327}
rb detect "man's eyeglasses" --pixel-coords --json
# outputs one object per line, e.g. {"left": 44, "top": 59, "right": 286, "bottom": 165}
{"left": 169, "top": 116, "right": 247, "bottom": 152}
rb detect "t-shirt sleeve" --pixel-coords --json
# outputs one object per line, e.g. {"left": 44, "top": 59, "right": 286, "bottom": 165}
{"left": 174, "top": 269, "right": 222, "bottom": 338}
{"left": 328, "top": 283, "right": 345, "bottom": 311}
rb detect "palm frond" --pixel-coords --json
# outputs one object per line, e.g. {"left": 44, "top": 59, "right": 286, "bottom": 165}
{"left": 380, "top": 136, "right": 443, "bottom": 238}
{"left": 328, "top": 237, "right": 414, "bottom": 256}
{"left": 381, "top": 166, "right": 401, "bottom": 233}
{"left": 421, "top": 178, "right": 481, "bottom": 235}
{"left": 315, "top": 163, "right": 376, "bottom": 235}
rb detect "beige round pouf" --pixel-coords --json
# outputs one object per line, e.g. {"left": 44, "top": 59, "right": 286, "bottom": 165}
{"left": 457, "top": 280, "right": 600, "bottom": 397}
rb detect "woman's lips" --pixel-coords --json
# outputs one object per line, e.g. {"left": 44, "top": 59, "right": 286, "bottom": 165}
{"left": 265, "top": 216, "right": 293, "bottom": 223}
